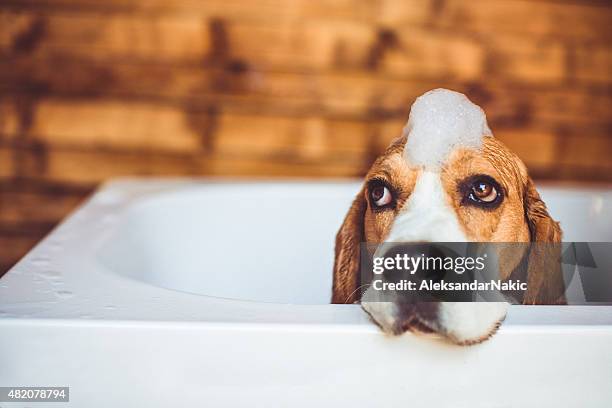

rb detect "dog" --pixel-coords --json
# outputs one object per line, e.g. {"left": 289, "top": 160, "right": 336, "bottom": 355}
{"left": 331, "top": 89, "right": 565, "bottom": 345}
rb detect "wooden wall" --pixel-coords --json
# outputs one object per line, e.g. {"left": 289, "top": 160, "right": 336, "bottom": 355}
{"left": 1, "top": 0, "right": 611, "bottom": 273}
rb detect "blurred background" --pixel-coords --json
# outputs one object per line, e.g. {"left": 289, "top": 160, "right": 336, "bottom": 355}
{"left": 0, "top": 0, "right": 611, "bottom": 274}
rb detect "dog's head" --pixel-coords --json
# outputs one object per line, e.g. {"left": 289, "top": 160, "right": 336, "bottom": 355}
{"left": 332, "top": 89, "right": 564, "bottom": 345}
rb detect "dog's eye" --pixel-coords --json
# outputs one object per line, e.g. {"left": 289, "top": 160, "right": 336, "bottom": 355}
{"left": 464, "top": 176, "right": 503, "bottom": 208}
{"left": 472, "top": 181, "right": 496, "bottom": 202}
{"left": 369, "top": 183, "right": 393, "bottom": 208}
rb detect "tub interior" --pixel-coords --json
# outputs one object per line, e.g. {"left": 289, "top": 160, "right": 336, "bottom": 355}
{"left": 98, "top": 182, "right": 612, "bottom": 304}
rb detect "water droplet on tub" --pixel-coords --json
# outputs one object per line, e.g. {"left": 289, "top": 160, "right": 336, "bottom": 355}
{"left": 37, "top": 270, "right": 61, "bottom": 279}
{"left": 31, "top": 256, "right": 51, "bottom": 267}
{"left": 48, "top": 239, "right": 65, "bottom": 250}
{"left": 590, "top": 196, "right": 604, "bottom": 217}
{"left": 55, "top": 290, "right": 73, "bottom": 299}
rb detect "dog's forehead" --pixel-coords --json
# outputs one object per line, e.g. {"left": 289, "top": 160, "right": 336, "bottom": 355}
{"left": 402, "top": 89, "right": 492, "bottom": 170}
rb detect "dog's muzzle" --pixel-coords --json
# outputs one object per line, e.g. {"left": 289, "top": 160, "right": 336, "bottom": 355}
{"left": 361, "top": 242, "right": 508, "bottom": 345}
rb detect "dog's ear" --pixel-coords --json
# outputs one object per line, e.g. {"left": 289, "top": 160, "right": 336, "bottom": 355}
{"left": 524, "top": 177, "right": 562, "bottom": 243}
{"left": 523, "top": 177, "right": 566, "bottom": 304}
{"left": 331, "top": 188, "right": 367, "bottom": 304}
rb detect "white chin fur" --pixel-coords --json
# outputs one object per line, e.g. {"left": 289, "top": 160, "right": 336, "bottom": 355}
{"left": 361, "top": 300, "right": 399, "bottom": 335}
{"left": 361, "top": 299, "right": 508, "bottom": 344}
{"left": 437, "top": 302, "right": 508, "bottom": 345}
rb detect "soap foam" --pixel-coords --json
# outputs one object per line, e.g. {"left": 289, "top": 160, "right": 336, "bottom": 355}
{"left": 403, "top": 88, "right": 492, "bottom": 170}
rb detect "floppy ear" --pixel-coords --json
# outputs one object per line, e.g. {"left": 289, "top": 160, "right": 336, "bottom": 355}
{"left": 523, "top": 178, "right": 566, "bottom": 304}
{"left": 331, "top": 188, "right": 367, "bottom": 304}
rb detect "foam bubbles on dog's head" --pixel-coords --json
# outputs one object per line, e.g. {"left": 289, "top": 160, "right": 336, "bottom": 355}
{"left": 403, "top": 89, "right": 492, "bottom": 170}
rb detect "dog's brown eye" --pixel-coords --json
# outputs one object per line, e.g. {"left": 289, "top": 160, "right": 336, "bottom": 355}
{"left": 463, "top": 175, "right": 503, "bottom": 208}
{"left": 370, "top": 184, "right": 393, "bottom": 208}
{"left": 472, "top": 181, "right": 496, "bottom": 202}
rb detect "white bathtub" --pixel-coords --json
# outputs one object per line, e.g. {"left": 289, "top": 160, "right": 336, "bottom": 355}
{"left": 1, "top": 179, "right": 611, "bottom": 407}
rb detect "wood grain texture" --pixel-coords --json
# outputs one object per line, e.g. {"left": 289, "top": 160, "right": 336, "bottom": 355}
{"left": 0, "top": 0, "right": 611, "bottom": 273}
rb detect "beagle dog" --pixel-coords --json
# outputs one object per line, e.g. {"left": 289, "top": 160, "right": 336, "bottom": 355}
{"left": 332, "top": 89, "right": 565, "bottom": 345}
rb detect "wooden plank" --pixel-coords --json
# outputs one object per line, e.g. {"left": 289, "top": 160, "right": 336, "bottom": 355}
{"left": 1, "top": 261, "right": 15, "bottom": 276}
{"left": 0, "top": 183, "right": 89, "bottom": 224}
{"left": 213, "top": 114, "right": 375, "bottom": 159}
{"left": 24, "top": 101, "right": 385, "bottom": 156}
{"left": 1, "top": 0, "right": 609, "bottom": 43}
{"left": 0, "top": 0, "right": 297, "bottom": 19}
{"left": 25, "top": 149, "right": 207, "bottom": 183}
{"left": 0, "top": 11, "right": 35, "bottom": 52}
{"left": 0, "top": 147, "right": 13, "bottom": 177}
{"left": 483, "top": 34, "right": 567, "bottom": 84}
{"left": 427, "top": 0, "right": 612, "bottom": 41}
{"left": 471, "top": 86, "right": 612, "bottom": 127}
{"left": 0, "top": 233, "right": 43, "bottom": 273}
{"left": 0, "top": 217, "right": 56, "bottom": 266}
{"left": 303, "top": 0, "right": 429, "bottom": 25}
{"left": 0, "top": 98, "right": 20, "bottom": 138}
{"left": 374, "top": 28, "right": 484, "bottom": 81}
{"left": 30, "top": 100, "right": 204, "bottom": 152}
{"left": 495, "top": 130, "right": 558, "bottom": 169}
{"left": 0, "top": 0, "right": 429, "bottom": 25}
{"left": 574, "top": 46, "right": 612, "bottom": 84}
{"left": 494, "top": 131, "right": 611, "bottom": 181}
{"left": 6, "top": 97, "right": 392, "bottom": 155}
{"left": 8, "top": 143, "right": 371, "bottom": 183}
{"left": 558, "top": 134, "right": 612, "bottom": 170}
{"left": 0, "top": 181, "right": 93, "bottom": 258}
{"left": 204, "top": 154, "right": 367, "bottom": 178}
{"left": 359, "top": 118, "right": 408, "bottom": 164}
{"left": 0, "top": 10, "right": 210, "bottom": 61}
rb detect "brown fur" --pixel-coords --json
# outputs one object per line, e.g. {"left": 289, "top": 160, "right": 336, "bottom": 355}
{"left": 522, "top": 178, "right": 565, "bottom": 304}
{"left": 331, "top": 188, "right": 366, "bottom": 304}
